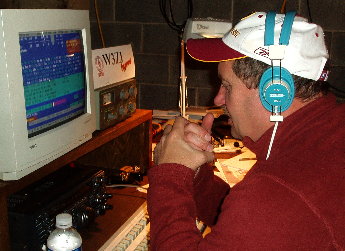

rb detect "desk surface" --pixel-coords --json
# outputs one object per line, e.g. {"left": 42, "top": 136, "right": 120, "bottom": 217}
{"left": 81, "top": 184, "right": 147, "bottom": 251}
{"left": 0, "top": 109, "right": 152, "bottom": 250}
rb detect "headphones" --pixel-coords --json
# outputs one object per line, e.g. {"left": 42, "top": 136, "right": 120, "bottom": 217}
{"left": 259, "top": 11, "right": 296, "bottom": 113}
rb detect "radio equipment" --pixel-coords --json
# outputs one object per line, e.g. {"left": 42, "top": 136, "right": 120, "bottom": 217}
{"left": 8, "top": 164, "right": 111, "bottom": 251}
{"left": 92, "top": 44, "right": 137, "bottom": 130}
{"left": 95, "top": 78, "right": 137, "bottom": 130}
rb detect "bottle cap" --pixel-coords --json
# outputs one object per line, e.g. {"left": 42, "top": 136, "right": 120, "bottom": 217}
{"left": 56, "top": 213, "right": 72, "bottom": 228}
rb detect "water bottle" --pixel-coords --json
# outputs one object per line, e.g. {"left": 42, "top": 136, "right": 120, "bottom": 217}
{"left": 47, "top": 213, "right": 82, "bottom": 251}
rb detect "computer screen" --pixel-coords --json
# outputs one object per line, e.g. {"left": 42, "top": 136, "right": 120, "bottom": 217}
{"left": 0, "top": 9, "right": 96, "bottom": 180}
{"left": 20, "top": 30, "right": 86, "bottom": 138}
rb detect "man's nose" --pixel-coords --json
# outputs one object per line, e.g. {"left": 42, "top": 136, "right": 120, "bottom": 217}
{"left": 214, "top": 86, "right": 226, "bottom": 106}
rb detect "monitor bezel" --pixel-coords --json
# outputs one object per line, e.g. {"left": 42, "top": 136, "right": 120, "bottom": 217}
{"left": 0, "top": 9, "right": 96, "bottom": 180}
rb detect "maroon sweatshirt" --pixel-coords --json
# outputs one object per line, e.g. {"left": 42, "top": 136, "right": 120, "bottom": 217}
{"left": 148, "top": 94, "right": 345, "bottom": 250}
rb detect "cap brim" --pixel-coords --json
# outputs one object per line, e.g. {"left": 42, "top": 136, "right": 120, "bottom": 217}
{"left": 186, "top": 38, "right": 246, "bottom": 62}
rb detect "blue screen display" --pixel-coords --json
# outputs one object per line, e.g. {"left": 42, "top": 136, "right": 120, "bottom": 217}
{"left": 19, "top": 30, "right": 86, "bottom": 138}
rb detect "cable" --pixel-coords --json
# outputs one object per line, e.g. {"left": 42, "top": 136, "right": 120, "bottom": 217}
{"left": 108, "top": 193, "right": 147, "bottom": 200}
{"left": 266, "top": 110, "right": 284, "bottom": 160}
{"left": 266, "top": 121, "right": 279, "bottom": 160}
{"left": 107, "top": 184, "right": 147, "bottom": 189}
{"left": 159, "top": 0, "right": 193, "bottom": 118}
{"left": 159, "top": 0, "right": 193, "bottom": 35}
{"left": 280, "top": 0, "right": 313, "bottom": 23}
{"left": 94, "top": 0, "right": 106, "bottom": 48}
{"left": 280, "top": 0, "right": 287, "bottom": 13}
{"left": 306, "top": 0, "right": 313, "bottom": 22}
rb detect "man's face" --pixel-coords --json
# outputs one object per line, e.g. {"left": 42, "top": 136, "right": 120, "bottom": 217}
{"left": 215, "top": 61, "right": 267, "bottom": 141}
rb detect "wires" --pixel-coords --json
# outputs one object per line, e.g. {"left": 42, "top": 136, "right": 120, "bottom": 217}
{"left": 159, "top": 0, "right": 193, "bottom": 35}
{"left": 280, "top": 0, "right": 287, "bottom": 13}
{"left": 94, "top": 0, "right": 106, "bottom": 48}
{"left": 107, "top": 184, "right": 147, "bottom": 189}
{"left": 280, "top": 0, "right": 313, "bottom": 22}
{"left": 159, "top": 0, "right": 193, "bottom": 118}
{"left": 107, "top": 183, "right": 148, "bottom": 197}
{"left": 306, "top": 0, "right": 313, "bottom": 22}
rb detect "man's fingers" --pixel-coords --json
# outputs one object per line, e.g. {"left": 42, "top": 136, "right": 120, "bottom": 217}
{"left": 153, "top": 116, "right": 214, "bottom": 169}
{"left": 182, "top": 117, "right": 213, "bottom": 152}
{"left": 202, "top": 113, "right": 214, "bottom": 134}
{"left": 184, "top": 131, "right": 213, "bottom": 152}
{"left": 163, "top": 124, "right": 172, "bottom": 135}
{"left": 184, "top": 122, "right": 212, "bottom": 142}
{"left": 171, "top": 116, "right": 188, "bottom": 135}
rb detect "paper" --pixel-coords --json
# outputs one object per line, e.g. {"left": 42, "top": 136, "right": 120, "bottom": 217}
{"left": 214, "top": 146, "right": 257, "bottom": 187}
{"left": 92, "top": 44, "right": 135, "bottom": 90}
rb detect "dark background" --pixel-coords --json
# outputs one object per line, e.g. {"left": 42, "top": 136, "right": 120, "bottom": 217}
{"left": 2, "top": 0, "right": 345, "bottom": 109}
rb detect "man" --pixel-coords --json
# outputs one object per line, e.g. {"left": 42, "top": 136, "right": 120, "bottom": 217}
{"left": 148, "top": 11, "right": 345, "bottom": 250}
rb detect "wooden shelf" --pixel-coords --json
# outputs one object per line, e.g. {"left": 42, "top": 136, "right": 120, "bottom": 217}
{"left": 0, "top": 109, "right": 152, "bottom": 250}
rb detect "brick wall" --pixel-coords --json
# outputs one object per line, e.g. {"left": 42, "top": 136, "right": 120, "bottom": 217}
{"left": 2, "top": 0, "right": 88, "bottom": 9}
{"left": 5, "top": 0, "right": 343, "bottom": 109}
{"left": 89, "top": 0, "right": 344, "bottom": 109}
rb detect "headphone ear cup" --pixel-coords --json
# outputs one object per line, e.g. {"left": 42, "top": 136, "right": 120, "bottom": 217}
{"left": 259, "top": 66, "right": 295, "bottom": 112}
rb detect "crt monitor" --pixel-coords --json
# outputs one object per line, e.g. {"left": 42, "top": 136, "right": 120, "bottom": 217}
{"left": 0, "top": 9, "right": 96, "bottom": 180}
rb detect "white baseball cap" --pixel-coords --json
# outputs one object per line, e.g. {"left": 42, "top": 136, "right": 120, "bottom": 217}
{"left": 186, "top": 12, "right": 329, "bottom": 81}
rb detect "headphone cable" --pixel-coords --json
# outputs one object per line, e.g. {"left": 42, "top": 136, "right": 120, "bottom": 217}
{"left": 266, "top": 109, "right": 284, "bottom": 160}
{"left": 266, "top": 121, "right": 279, "bottom": 160}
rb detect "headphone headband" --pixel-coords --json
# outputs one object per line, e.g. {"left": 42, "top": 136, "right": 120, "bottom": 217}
{"left": 259, "top": 11, "right": 297, "bottom": 113}
{"left": 280, "top": 11, "right": 296, "bottom": 45}
{"left": 264, "top": 11, "right": 296, "bottom": 46}
{"left": 264, "top": 11, "right": 276, "bottom": 46}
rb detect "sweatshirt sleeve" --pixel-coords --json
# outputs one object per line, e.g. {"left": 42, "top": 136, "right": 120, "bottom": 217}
{"left": 147, "top": 164, "right": 331, "bottom": 251}
{"left": 147, "top": 163, "right": 229, "bottom": 250}
{"left": 193, "top": 163, "right": 230, "bottom": 226}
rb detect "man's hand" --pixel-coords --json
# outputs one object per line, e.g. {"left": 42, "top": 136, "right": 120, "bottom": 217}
{"left": 184, "top": 113, "right": 214, "bottom": 152}
{"left": 153, "top": 116, "right": 214, "bottom": 171}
